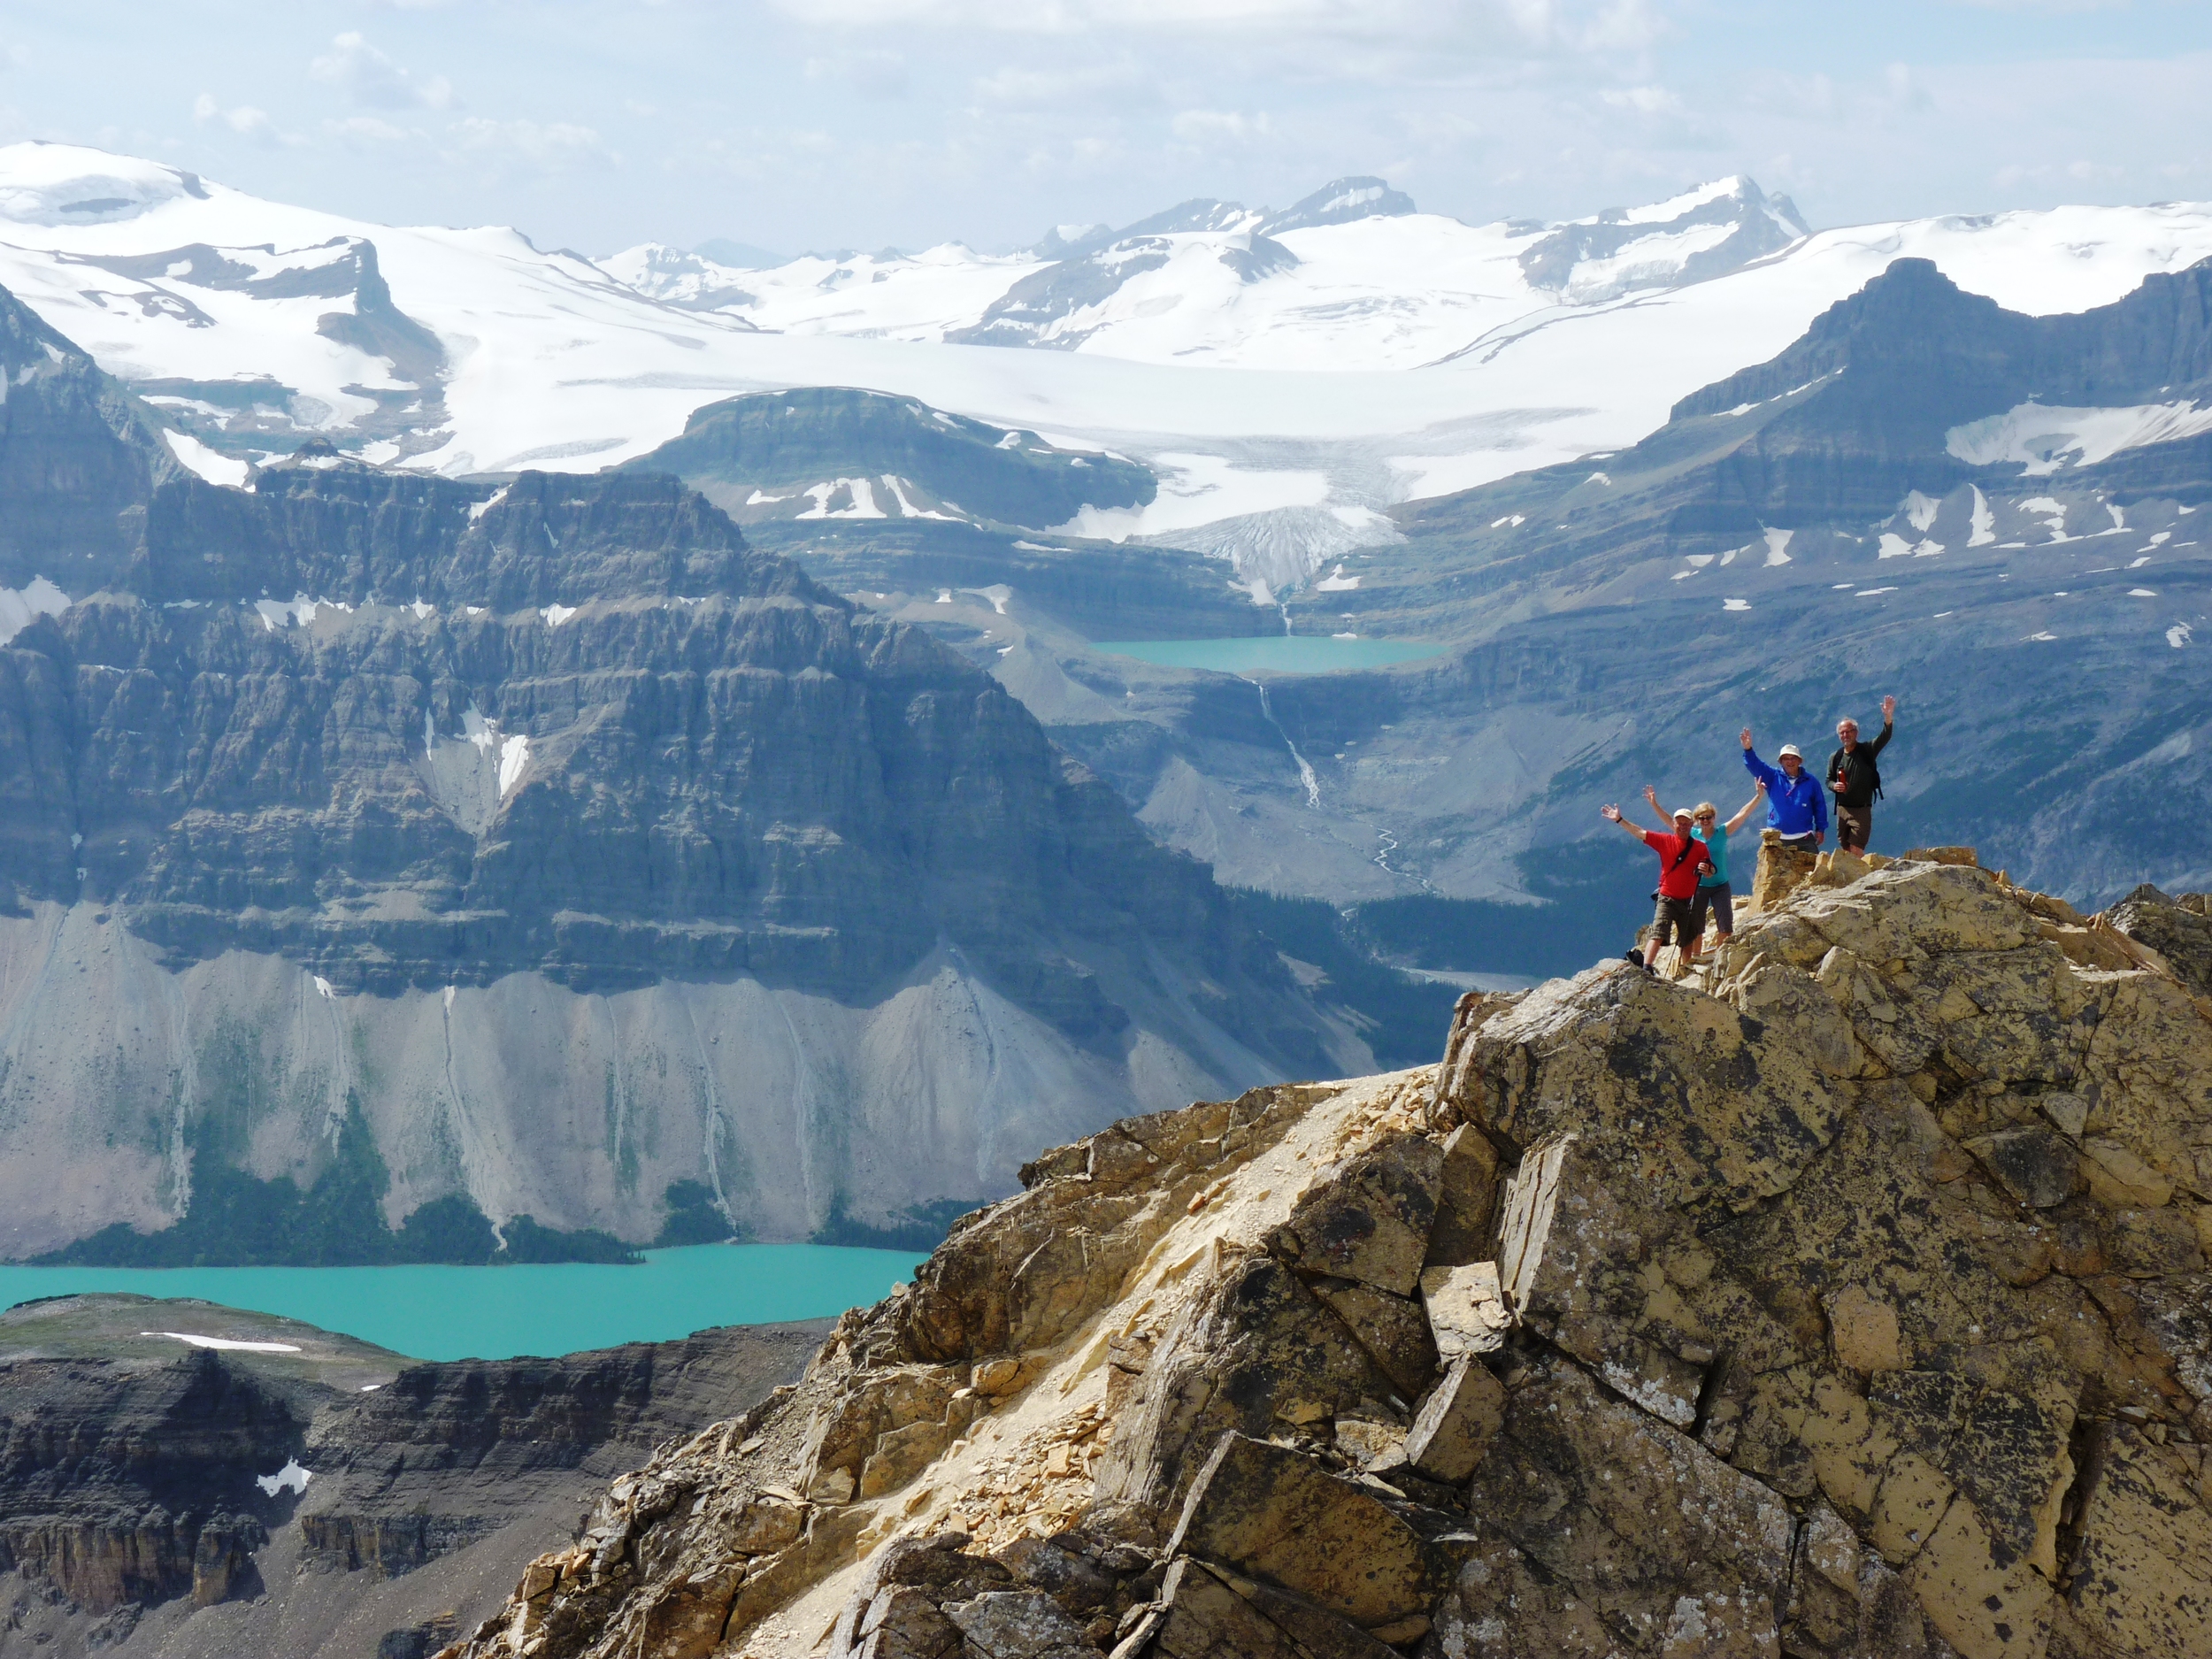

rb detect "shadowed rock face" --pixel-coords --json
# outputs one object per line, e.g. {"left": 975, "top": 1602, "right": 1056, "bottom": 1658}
{"left": 0, "top": 282, "right": 183, "bottom": 590}
{"left": 0, "top": 280, "right": 1366, "bottom": 1258}
{"left": 441, "top": 854, "right": 2212, "bottom": 1659}
{"left": 0, "top": 1348, "right": 299, "bottom": 1613}
{"left": 0, "top": 1302, "right": 826, "bottom": 1656}
{"left": 22, "top": 577, "right": 1238, "bottom": 1010}
{"left": 2106, "top": 884, "right": 2212, "bottom": 996}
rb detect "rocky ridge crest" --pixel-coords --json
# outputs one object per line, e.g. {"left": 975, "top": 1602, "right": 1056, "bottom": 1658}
{"left": 440, "top": 852, "right": 2212, "bottom": 1659}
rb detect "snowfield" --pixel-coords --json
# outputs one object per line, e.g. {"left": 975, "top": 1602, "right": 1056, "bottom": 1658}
{"left": 4, "top": 142, "right": 2212, "bottom": 549}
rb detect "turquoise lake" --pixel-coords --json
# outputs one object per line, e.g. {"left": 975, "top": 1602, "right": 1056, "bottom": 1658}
{"left": 1091, "top": 637, "right": 1448, "bottom": 673}
{"left": 0, "top": 1243, "right": 928, "bottom": 1362}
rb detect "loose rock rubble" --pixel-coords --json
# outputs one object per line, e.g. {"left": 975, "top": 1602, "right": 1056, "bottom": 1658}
{"left": 442, "top": 854, "right": 2212, "bottom": 1659}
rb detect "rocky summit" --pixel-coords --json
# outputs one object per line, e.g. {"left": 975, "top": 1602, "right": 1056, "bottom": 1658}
{"left": 437, "top": 850, "right": 2212, "bottom": 1659}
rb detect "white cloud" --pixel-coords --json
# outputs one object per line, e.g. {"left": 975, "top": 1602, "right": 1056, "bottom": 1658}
{"left": 1882, "top": 61, "right": 1933, "bottom": 113}
{"left": 1995, "top": 157, "right": 2126, "bottom": 188}
{"left": 324, "top": 114, "right": 421, "bottom": 145}
{"left": 450, "top": 117, "right": 615, "bottom": 171}
{"left": 768, "top": 0, "right": 1663, "bottom": 61}
{"left": 1601, "top": 85, "right": 1683, "bottom": 116}
{"left": 191, "top": 92, "right": 297, "bottom": 147}
{"left": 806, "top": 50, "right": 911, "bottom": 99}
{"left": 1171, "top": 108, "right": 1274, "bottom": 143}
{"left": 973, "top": 61, "right": 1155, "bottom": 107}
{"left": 310, "top": 32, "right": 455, "bottom": 111}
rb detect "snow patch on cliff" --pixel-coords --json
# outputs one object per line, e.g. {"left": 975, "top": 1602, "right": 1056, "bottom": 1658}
{"left": 1947, "top": 401, "right": 2212, "bottom": 475}
{"left": 0, "top": 577, "right": 70, "bottom": 644}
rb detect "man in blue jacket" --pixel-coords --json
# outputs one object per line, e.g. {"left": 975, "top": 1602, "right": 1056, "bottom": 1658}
{"left": 1740, "top": 726, "right": 1827, "bottom": 849}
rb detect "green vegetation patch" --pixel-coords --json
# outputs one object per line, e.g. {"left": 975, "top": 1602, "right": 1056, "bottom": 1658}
{"left": 33, "top": 1095, "right": 641, "bottom": 1267}
{"left": 814, "top": 1195, "right": 980, "bottom": 1252}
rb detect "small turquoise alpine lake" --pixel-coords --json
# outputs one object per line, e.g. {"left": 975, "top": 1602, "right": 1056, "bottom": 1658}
{"left": 1090, "top": 637, "right": 1448, "bottom": 673}
{"left": 0, "top": 1243, "right": 927, "bottom": 1362}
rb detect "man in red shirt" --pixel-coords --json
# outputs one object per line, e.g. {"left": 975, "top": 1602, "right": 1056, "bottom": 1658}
{"left": 1601, "top": 800, "right": 1715, "bottom": 971}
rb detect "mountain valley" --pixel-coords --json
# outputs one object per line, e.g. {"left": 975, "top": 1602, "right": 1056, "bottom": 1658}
{"left": 0, "top": 139, "right": 2208, "bottom": 1263}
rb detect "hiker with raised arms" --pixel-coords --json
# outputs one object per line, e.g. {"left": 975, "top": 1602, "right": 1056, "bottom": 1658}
{"left": 1740, "top": 726, "right": 1827, "bottom": 849}
{"left": 1640, "top": 781, "right": 1763, "bottom": 961}
{"left": 1601, "top": 796, "right": 1713, "bottom": 972}
{"left": 1828, "top": 695, "right": 1898, "bottom": 853}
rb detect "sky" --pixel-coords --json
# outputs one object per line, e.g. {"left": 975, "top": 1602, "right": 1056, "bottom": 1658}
{"left": 2, "top": 2, "right": 2208, "bottom": 259}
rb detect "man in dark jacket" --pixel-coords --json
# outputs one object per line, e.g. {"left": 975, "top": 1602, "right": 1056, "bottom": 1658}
{"left": 1827, "top": 695, "right": 1897, "bottom": 853}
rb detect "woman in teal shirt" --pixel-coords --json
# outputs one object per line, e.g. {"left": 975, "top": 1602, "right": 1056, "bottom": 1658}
{"left": 1646, "top": 782, "right": 1763, "bottom": 958}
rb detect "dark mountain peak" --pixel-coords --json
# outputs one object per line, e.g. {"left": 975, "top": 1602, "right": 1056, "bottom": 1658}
{"left": 1674, "top": 252, "right": 2212, "bottom": 433}
{"left": 267, "top": 434, "right": 354, "bottom": 468}
{"left": 0, "top": 277, "right": 91, "bottom": 373}
{"left": 1672, "top": 257, "right": 2024, "bottom": 421}
{"left": 622, "top": 385, "right": 1154, "bottom": 531}
{"left": 457, "top": 469, "right": 832, "bottom": 610}
{"left": 124, "top": 447, "right": 827, "bottom": 613}
{"left": 0, "top": 278, "right": 187, "bottom": 587}
{"left": 1258, "top": 176, "right": 1417, "bottom": 235}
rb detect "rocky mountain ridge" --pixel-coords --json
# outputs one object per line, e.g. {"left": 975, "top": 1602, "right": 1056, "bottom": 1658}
{"left": 620, "top": 389, "right": 1156, "bottom": 534}
{"left": 435, "top": 852, "right": 2212, "bottom": 1659}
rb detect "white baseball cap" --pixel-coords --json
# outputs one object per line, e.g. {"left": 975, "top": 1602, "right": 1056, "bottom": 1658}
{"left": 1778, "top": 743, "right": 1803, "bottom": 759}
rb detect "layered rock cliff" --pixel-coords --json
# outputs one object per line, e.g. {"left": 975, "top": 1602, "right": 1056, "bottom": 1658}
{"left": 0, "top": 280, "right": 1381, "bottom": 1259}
{"left": 442, "top": 854, "right": 2212, "bottom": 1659}
{"left": 0, "top": 1295, "right": 825, "bottom": 1658}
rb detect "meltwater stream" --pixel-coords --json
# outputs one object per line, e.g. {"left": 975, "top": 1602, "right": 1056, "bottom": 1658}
{"left": 1243, "top": 675, "right": 1321, "bottom": 809}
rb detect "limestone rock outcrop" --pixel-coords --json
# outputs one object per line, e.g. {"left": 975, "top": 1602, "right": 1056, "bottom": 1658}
{"left": 442, "top": 853, "right": 2212, "bottom": 1659}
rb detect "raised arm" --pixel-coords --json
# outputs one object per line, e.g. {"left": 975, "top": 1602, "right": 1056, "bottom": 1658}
{"left": 1631, "top": 784, "right": 1673, "bottom": 834}
{"left": 1600, "top": 804, "right": 1650, "bottom": 842}
{"left": 1869, "top": 695, "right": 1896, "bottom": 756}
{"left": 1724, "top": 781, "right": 1765, "bottom": 835}
{"left": 1740, "top": 728, "right": 1778, "bottom": 789}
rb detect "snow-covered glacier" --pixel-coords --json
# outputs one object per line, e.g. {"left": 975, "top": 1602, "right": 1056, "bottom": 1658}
{"left": 4, "top": 139, "right": 2212, "bottom": 554}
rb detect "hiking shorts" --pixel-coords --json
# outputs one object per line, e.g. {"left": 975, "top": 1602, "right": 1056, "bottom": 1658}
{"left": 1651, "top": 895, "right": 1695, "bottom": 947}
{"left": 1690, "top": 882, "right": 1734, "bottom": 941}
{"left": 1837, "top": 804, "right": 1873, "bottom": 852}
